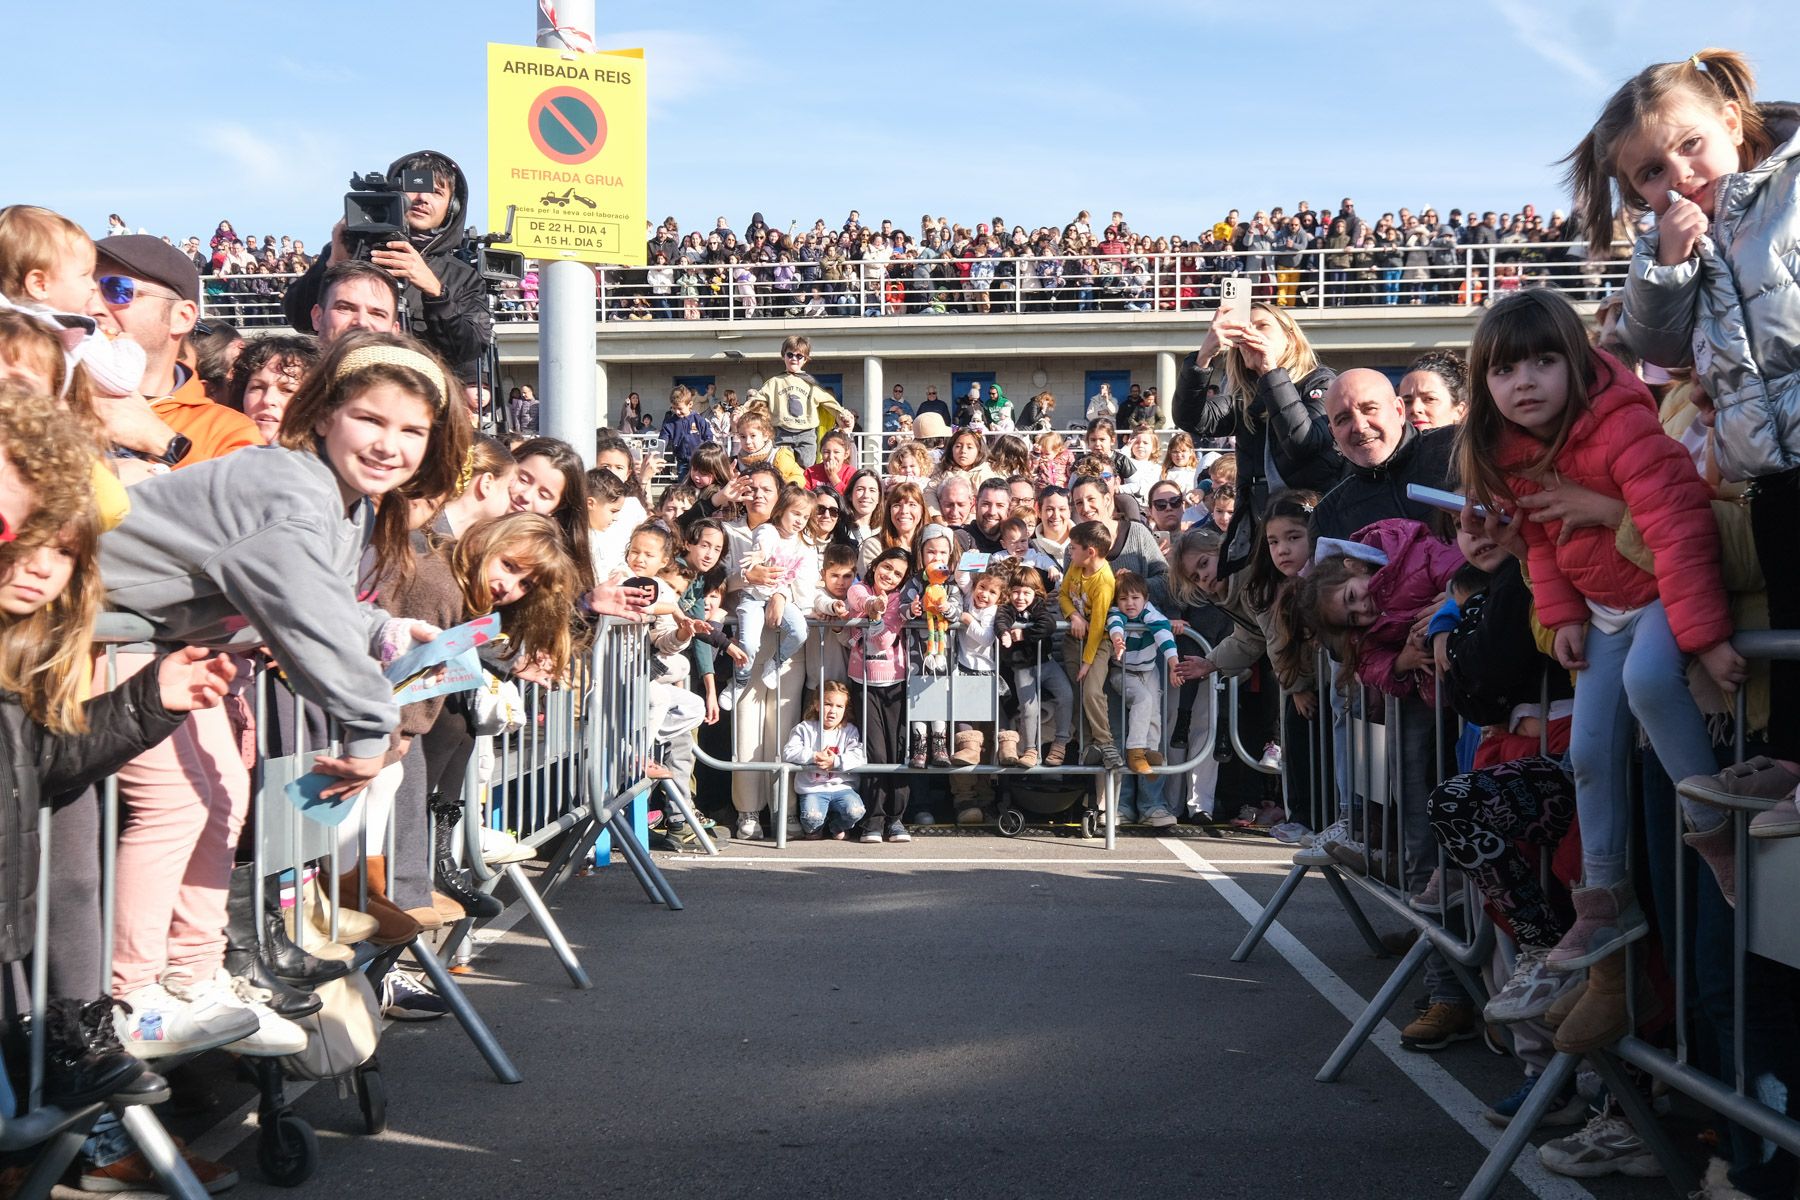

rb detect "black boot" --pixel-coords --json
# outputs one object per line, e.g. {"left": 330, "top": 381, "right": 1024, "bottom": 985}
{"left": 432, "top": 800, "right": 503, "bottom": 920}
{"left": 224, "top": 868, "right": 328, "bottom": 1019}
{"left": 256, "top": 876, "right": 349, "bottom": 987}
{"left": 43, "top": 998, "right": 162, "bottom": 1106}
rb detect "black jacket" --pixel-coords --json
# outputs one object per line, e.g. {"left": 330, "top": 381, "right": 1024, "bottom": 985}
{"left": 1445, "top": 560, "right": 1572, "bottom": 729}
{"left": 994, "top": 596, "right": 1059, "bottom": 673}
{"left": 1310, "top": 423, "right": 1457, "bottom": 542}
{"left": 1172, "top": 357, "right": 1342, "bottom": 499}
{"left": 1, "top": 665, "right": 185, "bottom": 962}
{"left": 283, "top": 151, "right": 494, "bottom": 380}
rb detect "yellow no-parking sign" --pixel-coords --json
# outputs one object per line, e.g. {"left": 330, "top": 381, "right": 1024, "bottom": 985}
{"left": 487, "top": 43, "right": 647, "bottom": 265}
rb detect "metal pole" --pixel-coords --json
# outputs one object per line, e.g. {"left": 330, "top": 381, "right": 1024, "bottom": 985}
{"left": 536, "top": 0, "right": 599, "bottom": 465}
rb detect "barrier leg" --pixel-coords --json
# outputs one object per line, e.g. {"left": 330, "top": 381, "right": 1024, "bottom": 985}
{"left": 1231, "top": 863, "right": 1309, "bottom": 962}
{"left": 608, "top": 812, "right": 684, "bottom": 911}
{"left": 1590, "top": 1050, "right": 1701, "bottom": 1196}
{"left": 1458, "top": 1050, "right": 1580, "bottom": 1200}
{"left": 501, "top": 861, "right": 592, "bottom": 989}
{"left": 659, "top": 778, "right": 718, "bottom": 856}
{"left": 406, "top": 938, "right": 523, "bottom": 1085}
{"left": 1316, "top": 935, "right": 1432, "bottom": 1082}
{"left": 1322, "top": 866, "right": 1392, "bottom": 959}
{"left": 116, "top": 1105, "right": 211, "bottom": 1200}
{"left": 607, "top": 812, "right": 663, "bottom": 903}
{"left": 17, "top": 1119, "right": 98, "bottom": 1200}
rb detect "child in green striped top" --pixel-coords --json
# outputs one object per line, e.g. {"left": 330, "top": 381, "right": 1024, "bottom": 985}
{"left": 1106, "top": 570, "right": 1180, "bottom": 778}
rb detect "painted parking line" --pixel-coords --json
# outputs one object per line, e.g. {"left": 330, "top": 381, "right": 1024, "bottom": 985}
{"left": 1159, "top": 836, "right": 1595, "bottom": 1200}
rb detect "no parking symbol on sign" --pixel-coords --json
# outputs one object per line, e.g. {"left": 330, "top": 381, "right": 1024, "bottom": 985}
{"left": 488, "top": 43, "right": 646, "bottom": 265}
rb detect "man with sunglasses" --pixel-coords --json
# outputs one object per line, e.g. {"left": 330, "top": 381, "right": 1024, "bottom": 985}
{"left": 94, "top": 236, "right": 260, "bottom": 467}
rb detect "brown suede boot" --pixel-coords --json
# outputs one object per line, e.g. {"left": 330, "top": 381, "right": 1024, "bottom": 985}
{"left": 1554, "top": 953, "right": 1628, "bottom": 1054}
{"left": 1126, "top": 749, "right": 1152, "bottom": 775}
{"left": 1543, "top": 978, "right": 1586, "bottom": 1030}
{"left": 952, "top": 729, "right": 984, "bottom": 766}
{"left": 1683, "top": 819, "right": 1737, "bottom": 907}
{"left": 338, "top": 856, "right": 423, "bottom": 946}
{"left": 995, "top": 730, "right": 1021, "bottom": 766}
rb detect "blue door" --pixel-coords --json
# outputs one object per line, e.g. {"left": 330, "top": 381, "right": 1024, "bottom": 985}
{"left": 1083, "top": 369, "right": 1134, "bottom": 425}
{"left": 949, "top": 371, "right": 996, "bottom": 424}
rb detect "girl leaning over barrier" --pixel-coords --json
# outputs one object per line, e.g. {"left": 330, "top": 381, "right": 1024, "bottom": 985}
{"left": 97, "top": 331, "right": 469, "bottom": 1064}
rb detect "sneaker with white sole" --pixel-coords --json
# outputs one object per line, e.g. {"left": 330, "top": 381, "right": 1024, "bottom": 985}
{"left": 1485, "top": 945, "right": 1582, "bottom": 1024}
{"left": 113, "top": 980, "right": 258, "bottom": 1060}
{"left": 1537, "top": 1102, "right": 1664, "bottom": 1178}
{"left": 162, "top": 969, "right": 305, "bottom": 1057}
{"left": 1483, "top": 1072, "right": 1588, "bottom": 1129}
{"left": 734, "top": 814, "right": 763, "bottom": 841}
{"left": 382, "top": 970, "right": 449, "bottom": 1021}
{"left": 1258, "top": 741, "right": 1283, "bottom": 771}
{"left": 479, "top": 826, "right": 535, "bottom": 865}
{"left": 1409, "top": 867, "right": 1466, "bottom": 912}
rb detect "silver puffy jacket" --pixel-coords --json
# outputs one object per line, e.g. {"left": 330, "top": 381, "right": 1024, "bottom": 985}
{"left": 1622, "top": 106, "right": 1800, "bottom": 482}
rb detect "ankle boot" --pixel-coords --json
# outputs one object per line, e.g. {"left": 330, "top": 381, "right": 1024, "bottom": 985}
{"left": 952, "top": 729, "right": 984, "bottom": 766}
{"left": 1683, "top": 818, "right": 1738, "bottom": 908}
{"left": 995, "top": 730, "right": 1020, "bottom": 766}
{"left": 1545, "top": 879, "right": 1648, "bottom": 971}
{"left": 1554, "top": 953, "right": 1630, "bottom": 1054}
{"left": 222, "top": 869, "right": 325, "bottom": 1018}
{"left": 294, "top": 878, "right": 377, "bottom": 952}
{"left": 928, "top": 732, "right": 952, "bottom": 768}
{"left": 257, "top": 878, "right": 349, "bottom": 987}
{"left": 432, "top": 801, "right": 503, "bottom": 920}
{"left": 31, "top": 998, "right": 161, "bottom": 1107}
{"left": 338, "top": 857, "right": 423, "bottom": 946}
{"left": 907, "top": 729, "right": 928, "bottom": 769}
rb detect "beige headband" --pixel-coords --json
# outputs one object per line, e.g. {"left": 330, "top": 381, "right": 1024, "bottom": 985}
{"left": 332, "top": 344, "right": 453, "bottom": 411}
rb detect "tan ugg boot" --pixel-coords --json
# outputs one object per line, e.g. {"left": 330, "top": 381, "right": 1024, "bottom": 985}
{"left": 952, "top": 729, "right": 984, "bottom": 766}
{"left": 1554, "top": 953, "right": 1628, "bottom": 1054}
{"left": 995, "top": 730, "right": 1021, "bottom": 766}
{"left": 1126, "top": 749, "right": 1152, "bottom": 775}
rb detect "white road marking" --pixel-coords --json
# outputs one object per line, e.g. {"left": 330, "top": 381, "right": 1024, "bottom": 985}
{"left": 1158, "top": 836, "right": 1595, "bottom": 1200}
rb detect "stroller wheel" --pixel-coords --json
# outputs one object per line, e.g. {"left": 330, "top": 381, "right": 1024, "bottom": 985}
{"left": 996, "top": 808, "right": 1026, "bottom": 837}
{"left": 1080, "top": 810, "right": 1100, "bottom": 840}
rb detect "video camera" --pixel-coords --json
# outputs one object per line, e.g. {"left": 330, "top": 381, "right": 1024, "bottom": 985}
{"left": 343, "top": 168, "right": 436, "bottom": 259}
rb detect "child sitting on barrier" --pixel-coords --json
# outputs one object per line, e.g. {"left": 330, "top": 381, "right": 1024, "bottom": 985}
{"left": 1105, "top": 570, "right": 1181, "bottom": 793}
{"left": 1300, "top": 518, "right": 1467, "bottom": 704}
{"left": 782, "top": 680, "right": 867, "bottom": 839}
{"left": 1060, "top": 520, "right": 1122, "bottom": 770}
{"left": 721, "top": 485, "right": 814, "bottom": 709}
{"left": 945, "top": 569, "right": 1005, "bottom": 822}
{"left": 846, "top": 546, "right": 913, "bottom": 842}
{"left": 900, "top": 524, "right": 962, "bottom": 768}
{"left": 995, "top": 565, "right": 1071, "bottom": 768}
{"left": 807, "top": 543, "right": 858, "bottom": 692}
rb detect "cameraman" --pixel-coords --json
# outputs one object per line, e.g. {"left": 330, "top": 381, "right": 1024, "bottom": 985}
{"left": 284, "top": 149, "right": 493, "bottom": 380}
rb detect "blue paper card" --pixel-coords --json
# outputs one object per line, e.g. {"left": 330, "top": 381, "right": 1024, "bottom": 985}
{"left": 283, "top": 770, "right": 363, "bottom": 827}
{"left": 383, "top": 612, "right": 502, "bottom": 690}
{"left": 393, "top": 648, "right": 484, "bottom": 705}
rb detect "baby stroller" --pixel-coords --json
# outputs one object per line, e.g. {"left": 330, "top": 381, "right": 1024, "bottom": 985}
{"left": 994, "top": 771, "right": 1102, "bottom": 839}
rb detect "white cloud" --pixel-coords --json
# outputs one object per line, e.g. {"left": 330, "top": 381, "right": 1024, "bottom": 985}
{"left": 1490, "top": 0, "right": 1607, "bottom": 90}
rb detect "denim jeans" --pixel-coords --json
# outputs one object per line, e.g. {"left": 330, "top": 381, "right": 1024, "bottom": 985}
{"left": 733, "top": 595, "right": 807, "bottom": 686}
{"left": 1569, "top": 600, "right": 1725, "bottom": 887}
{"left": 1012, "top": 662, "right": 1073, "bottom": 747}
{"left": 798, "top": 786, "right": 865, "bottom": 834}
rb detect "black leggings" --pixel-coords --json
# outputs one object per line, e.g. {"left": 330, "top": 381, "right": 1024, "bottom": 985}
{"left": 850, "top": 682, "right": 908, "bottom": 830}
{"left": 1427, "top": 755, "right": 1577, "bottom": 949}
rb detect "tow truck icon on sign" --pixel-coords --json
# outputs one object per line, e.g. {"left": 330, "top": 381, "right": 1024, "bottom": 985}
{"left": 540, "top": 187, "right": 598, "bottom": 209}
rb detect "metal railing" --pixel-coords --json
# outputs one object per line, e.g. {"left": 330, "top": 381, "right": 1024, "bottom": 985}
{"left": 197, "top": 243, "right": 1625, "bottom": 330}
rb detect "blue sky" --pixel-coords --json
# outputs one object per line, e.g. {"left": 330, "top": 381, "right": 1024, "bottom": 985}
{"left": 11, "top": 2, "right": 1799, "bottom": 245}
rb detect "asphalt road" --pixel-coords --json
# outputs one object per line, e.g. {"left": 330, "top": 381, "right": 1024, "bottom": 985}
{"left": 107, "top": 829, "right": 1684, "bottom": 1200}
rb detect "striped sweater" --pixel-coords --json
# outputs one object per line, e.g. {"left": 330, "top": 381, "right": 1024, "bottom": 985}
{"left": 1105, "top": 602, "right": 1179, "bottom": 671}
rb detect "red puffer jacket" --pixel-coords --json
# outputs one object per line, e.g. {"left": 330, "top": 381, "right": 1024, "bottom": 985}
{"left": 1496, "top": 349, "right": 1731, "bottom": 654}
{"left": 1346, "top": 518, "right": 1467, "bottom": 702}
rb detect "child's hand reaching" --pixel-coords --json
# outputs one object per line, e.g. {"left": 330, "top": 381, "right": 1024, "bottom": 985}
{"left": 909, "top": 596, "right": 924, "bottom": 619}
{"left": 156, "top": 647, "right": 238, "bottom": 712}
{"left": 1166, "top": 658, "right": 1179, "bottom": 688}
{"left": 863, "top": 594, "right": 886, "bottom": 619}
{"left": 725, "top": 644, "right": 750, "bottom": 667}
{"left": 1698, "top": 640, "right": 1749, "bottom": 696}
{"left": 1110, "top": 631, "right": 1126, "bottom": 661}
{"left": 1657, "top": 190, "right": 1710, "bottom": 266}
{"left": 959, "top": 611, "right": 976, "bottom": 628}
{"left": 1553, "top": 622, "right": 1590, "bottom": 672}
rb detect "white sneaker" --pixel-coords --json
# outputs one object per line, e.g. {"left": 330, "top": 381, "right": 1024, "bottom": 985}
{"left": 1293, "top": 818, "right": 1350, "bottom": 866}
{"left": 1484, "top": 945, "right": 1581, "bottom": 1024}
{"left": 1258, "top": 741, "right": 1284, "bottom": 771}
{"left": 479, "top": 826, "right": 535, "bottom": 865}
{"left": 165, "top": 970, "right": 306, "bottom": 1058}
{"left": 114, "top": 980, "right": 259, "bottom": 1059}
{"left": 1537, "top": 1103, "right": 1664, "bottom": 1178}
{"left": 734, "top": 814, "right": 763, "bottom": 840}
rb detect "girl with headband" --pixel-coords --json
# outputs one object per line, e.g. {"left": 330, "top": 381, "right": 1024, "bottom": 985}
{"left": 95, "top": 330, "right": 470, "bottom": 1058}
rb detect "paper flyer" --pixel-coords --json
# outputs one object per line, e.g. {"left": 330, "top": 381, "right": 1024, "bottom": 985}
{"left": 384, "top": 612, "right": 502, "bottom": 694}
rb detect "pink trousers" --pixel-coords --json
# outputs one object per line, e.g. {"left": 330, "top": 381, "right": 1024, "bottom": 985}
{"left": 108, "top": 652, "right": 253, "bottom": 996}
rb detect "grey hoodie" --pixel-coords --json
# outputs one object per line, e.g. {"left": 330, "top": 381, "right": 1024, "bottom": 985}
{"left": 99, "top": 446, "right": 397, "bottom": 758}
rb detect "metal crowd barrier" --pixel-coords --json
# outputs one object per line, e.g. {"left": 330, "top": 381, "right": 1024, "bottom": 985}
{"left": 688, "top": 614, "right": 1226, "bottom": 850}
{"left": 194, "top": 244, "right": 1628, "bottom": 331}
{"left": 1225, "top": 631, "right": 1800, "bottom": 1200}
